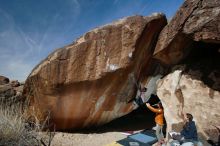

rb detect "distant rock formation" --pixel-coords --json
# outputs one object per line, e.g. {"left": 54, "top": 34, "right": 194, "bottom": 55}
{"left": 23, "top": 14, "right": 167, "bottom": 130}
{"left": 10, "top": 80, "right": 20, "bottom": 87}
{"left": 0, "top": 76, "right": 23, "bottom": 102}
{"left": 0, "top": 76, "right": 9, "bottom": 85}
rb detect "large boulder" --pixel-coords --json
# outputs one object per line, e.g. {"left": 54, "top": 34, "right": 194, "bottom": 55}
{"left": 23, "top": 14, "right": 167, "bottom": 130}
{"left": 153, "top": 0, "right": 220, "bottom": 144}
{"left": 157, "top": 66, "right": 220, "bottom": 144}
{"left": 153, "top": 0, "right": 220, "bottom": 65}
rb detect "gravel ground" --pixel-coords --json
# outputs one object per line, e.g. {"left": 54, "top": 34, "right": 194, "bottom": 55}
{"left": 51, "top": 132, "right": 127, "bottom": 146}
{"left": 51, "top": 106, "right": 157, "bottom": 146}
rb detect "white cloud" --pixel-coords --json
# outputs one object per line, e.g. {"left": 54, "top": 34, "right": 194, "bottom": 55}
{"left": 0, "top": 9, "right": 37, "bottom": 81}
{"left": 16, "top": 26, "right": 37, "bottom": 56}
{"left": 114, "top": 0, "right": 119, "bottom": 5}
{"left": 70, "top": 0, "right": 81, "bottom": 17}
{"left": 72, "top": 0, "right": 80, "bottom": 8}
{"left": 0, "top": 0, "right": 82, "bottom": 81}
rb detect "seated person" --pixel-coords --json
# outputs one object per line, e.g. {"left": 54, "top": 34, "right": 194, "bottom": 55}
{"left": 169, "top": 113, "right": 198, "bottom": 143}
{"left": 180, "top": 113, "right": 198, "bottom": 141}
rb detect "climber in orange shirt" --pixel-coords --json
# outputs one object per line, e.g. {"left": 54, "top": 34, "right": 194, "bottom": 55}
{"left": 146, "top": 102, "right": 164, "bottom": 144}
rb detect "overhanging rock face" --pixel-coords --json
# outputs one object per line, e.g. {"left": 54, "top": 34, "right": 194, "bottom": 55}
{"left": 23, "top": 14, "right": 167, "bottom": 130}
{"left": 153, "top": 0, "right": 220, "bottom": 65}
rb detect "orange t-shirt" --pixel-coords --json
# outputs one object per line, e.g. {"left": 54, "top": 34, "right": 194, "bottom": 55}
{"left": 147, "top": 104, "right": 164, "bottom": 126}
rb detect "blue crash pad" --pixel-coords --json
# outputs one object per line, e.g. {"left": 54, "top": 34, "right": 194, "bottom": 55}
{"left": 129, "top": 133, "right": 156, "bottom": 144}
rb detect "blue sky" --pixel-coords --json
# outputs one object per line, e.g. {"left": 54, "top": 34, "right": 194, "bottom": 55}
{"left": 0, "top": 0, "right": 183, "bottom": 81}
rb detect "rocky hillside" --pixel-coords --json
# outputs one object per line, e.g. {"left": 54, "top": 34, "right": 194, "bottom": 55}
{"left": 23, "top": 0, "right": 220, "bottom": 144}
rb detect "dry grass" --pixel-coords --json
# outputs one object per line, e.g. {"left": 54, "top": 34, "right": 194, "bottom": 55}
{"left": 0, "top": 99, "right": 53, "bottom": 146}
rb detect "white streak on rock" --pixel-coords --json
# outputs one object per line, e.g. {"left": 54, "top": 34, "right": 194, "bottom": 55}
{"left": 109, "top": 64, "right": 119, "bottom": 71}
{"left": 106, "top": 58, "right": 119, "bottom": 71}
{"left": 128, "top": 52, "right": 133, "bottom": 58}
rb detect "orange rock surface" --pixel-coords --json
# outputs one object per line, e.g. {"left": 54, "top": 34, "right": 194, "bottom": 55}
{"left": 23, "top": 14, "right": 166, "bottom": 130}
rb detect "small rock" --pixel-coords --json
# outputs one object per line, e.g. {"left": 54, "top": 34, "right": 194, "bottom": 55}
{"left": 0, "top": 76, "right": 9, "bottom": 85}
{"left": 10, "top": 80, "right": 20, "bottom": 87}
{"left": 0, "top": 84, "right": 16, "bottom": 99}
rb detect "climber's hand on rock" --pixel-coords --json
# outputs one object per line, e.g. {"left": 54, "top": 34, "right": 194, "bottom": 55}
{"left": 146, "top": 103, "right": 150, "bottom": 107}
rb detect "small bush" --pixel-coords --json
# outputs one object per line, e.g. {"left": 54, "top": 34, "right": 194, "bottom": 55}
{"left": 0, "top": 99, "right": 53, "bottom": 146}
